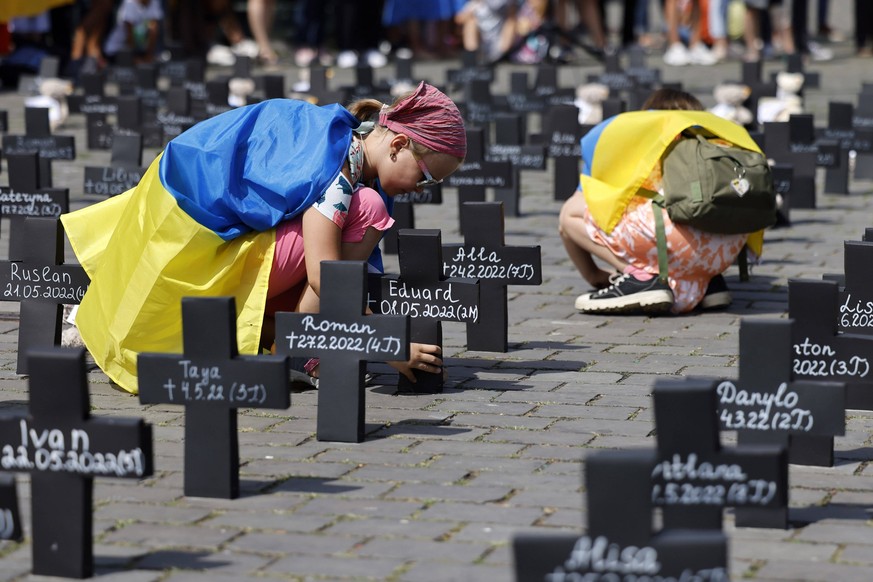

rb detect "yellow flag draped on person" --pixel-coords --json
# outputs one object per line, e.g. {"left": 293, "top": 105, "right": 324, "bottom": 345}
{"left": 0, "top": 1, "right": 73, "bottom": 21}
{"left": 578, "top": 109, "right": 766, "bottom": 256}
{"left": 61, "top": 100, "right": 361, "bottom": 393}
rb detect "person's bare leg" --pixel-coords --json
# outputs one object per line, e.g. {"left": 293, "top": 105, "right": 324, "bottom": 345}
{"left": 248, "top": 0, "right": 278, "bottom": 63}
{"left": 559, "top": 194, "right": 626, "bottom": 288}
{"left": 578, "top": 0, "right": 606, "bottom": 49}
{"left": 664, "top": 0, "right": 680, "bottom": 45}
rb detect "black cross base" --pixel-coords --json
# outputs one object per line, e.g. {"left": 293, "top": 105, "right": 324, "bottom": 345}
{"left": 0, "top": 347, "right": 153, "bottom": 578}
{"left": 0, "top": 218, "right": 88, "bottom": 375}
{"left": 276, "top": 261, "right": 409, "bottom": 443}
{"left": 138, "top": 297, "right": 289, "bottom": 498}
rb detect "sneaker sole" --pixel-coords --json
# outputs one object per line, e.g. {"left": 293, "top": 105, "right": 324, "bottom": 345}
{"left": 575, "top": 290, "right": 674, "bottom": 314}
{"left": 700, "top": 291, "right": 732, "bottom": 310}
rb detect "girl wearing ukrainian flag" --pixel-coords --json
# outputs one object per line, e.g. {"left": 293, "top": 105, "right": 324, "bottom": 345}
{"left": 559, "top": 88, "right": 762, "bottom": 315}
{"left": 61, "top": 82, "right": 466, "bottom": 394}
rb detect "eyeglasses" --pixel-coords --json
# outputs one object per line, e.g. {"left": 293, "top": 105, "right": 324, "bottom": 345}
{"left": 408, "top": 142, "right": 443, "bottom": 189}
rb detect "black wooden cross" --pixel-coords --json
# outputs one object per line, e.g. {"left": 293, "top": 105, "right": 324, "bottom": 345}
{"left": 445, "top": 127, "right": 513, "bottom": 230}
{"left": 0, "top": 347, "right": 153, "bottom": 578}
{"left": 853, "top": 94, "right": 873, "bottom": 181}
{"left": 462, "top": 78, "right": 501, "bottom": 125}
{"left": 586, "top": 52, "right": 638, "bottom": 94}
{"left": 380, "top": 229, "right": 479, "bottom": 394}
{"left": 276, "top": 261, "right": 409, "bottom": 443}
{"left": 83, "top": 133, "right": 146, "bottom": 198}
{"left": 545, "top": 104, "right": 585, "bottom": 201}
{"left": 785, "top": 114, "right": 841, "bottom": 172}
{"left": 138, "top": 296, "right": 289, "bottom": 499}
{"left": 382, "top": 183, "right": 444, "bottom": 256}
{"left": 513, "top": 449, "right": 728, "bottom": 582}
{"left": 1, "top": 106, "right": 75, "bottom": 161}
{"left": 790, "top": 278, "right": 873, "bottom": 412}
{"left": 486, "top": 113, "right": 547, "bottom": 217}
{"left": 117, "top": 95, "right": 164, "bottom": 149}
{"left": 829, "top": 240, "right": 873, "bottom": 340}
{"left": 819, "top": 102, "right": 873, "bottom": 194}
{"left": 762, "top": 120, "right": 817, "bottom": 208}
{"left": 504, "top": 71, "right": 545, "bottom": 115}
{"left": 740, "top": 59, "right": 777, "bottom": 128}
{"left": 0, "top": 475, "right": 22, "bottom": 541}
{"left": 0, "top": 218, "right": 88, "bottom": 375}
{"left": 442, "top": 202, "right": 541, "bottom": 352}
{"left": 68, "top": 71, "right": 117, "bottom": 116}
{"left": 446, "top": 49, "right": 494, "bottom": 88}
{"left": 728, "top": 318, "right": 845, "bottom": 482}
{"left": 159, "top": 86, "right": 198, "bottom": 144}
{"left": 0, "top": 151, "right": 69, "bottom": 259}
{"left": 654, "top": 377, "right": 789, "bottom": 529}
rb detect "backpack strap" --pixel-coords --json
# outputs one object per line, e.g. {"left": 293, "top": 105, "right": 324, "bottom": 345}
{"left": 638, "top": 189, "right": 670, "bottom": 284}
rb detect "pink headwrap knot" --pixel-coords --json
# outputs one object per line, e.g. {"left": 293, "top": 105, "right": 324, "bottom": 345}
{"left": 379, "top": 81, "right": 466, "bottom": 159}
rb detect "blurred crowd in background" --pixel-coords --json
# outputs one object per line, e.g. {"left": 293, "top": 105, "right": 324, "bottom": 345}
{"left": 0, "top": 0, "right": 869, "bottom": 89}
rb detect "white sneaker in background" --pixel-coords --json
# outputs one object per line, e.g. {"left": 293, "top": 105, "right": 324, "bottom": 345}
{"left": 365, "top": 49, "right": 387, "bottom": 68}
{"left": 808, "top": 41, "right": 833, "bottom": 62}
{"left": 337, "top": 50, "right": 358, "bottom": 68}
{"left": 207, "top": 44, "right": 236, "bottom": 66}
{"left": 294, "top": 47, "right": 316, "bottom": 67}
{"left": 689, "top": 43, "right": 718, "bottom": 65}
{"left": 232, "top": 39, "right": 260, "bottom": 58}
{"left": 663, "top": 42, "right": 691, "bottom": 66}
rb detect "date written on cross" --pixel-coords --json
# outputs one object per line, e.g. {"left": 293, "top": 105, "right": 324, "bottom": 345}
{"left": 0, "top": 263, "right": 89, "bottom": 302}
{"left": 793, "top": 337, "right": 870, "bottom": 378}
{"left": 158, "top": 360, "right": 273, "bottom": 405}
{"left": 283, "top": 315, "right": 404, "bottom": 357}
{"left": 443, "top": 246, "right": 538, "bottom": 283}
{"left": 717, "top": 381, "right": 815, "bottom": 432}
{"left": 1, "top": 419, "right": 147, "bottom": 478}
{"left": 651, "top": 453, "right": 778, "bottom": 508}
{"left": 379, "top": 279, "right": 479, "bottom": 322}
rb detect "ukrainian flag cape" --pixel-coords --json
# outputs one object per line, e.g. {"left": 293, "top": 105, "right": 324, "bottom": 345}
{"left": 579, "top": 110, "right": 765, "bottom": 256}
{"left": 61, "top": 99, "right": 359, "bottom": 393}
{"left": 0, "top": 0, "right": 73, "bottom": 21}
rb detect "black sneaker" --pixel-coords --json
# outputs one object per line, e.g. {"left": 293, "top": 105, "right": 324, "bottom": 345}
{"left": 574, "top": 273, "right": 673, "bottom": 314}
{"left": 700, "top": 274, "right": 731, "bottom": 310}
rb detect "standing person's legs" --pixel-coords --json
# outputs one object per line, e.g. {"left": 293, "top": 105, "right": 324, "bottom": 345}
{"left": 857, "top": 0, "right": 873, "bottom": 54}
{"left": 790, "top": 0, "right": 807, "bottom": 53}
{"left": 247, "top": 0, "right": 277, "bottom": 64}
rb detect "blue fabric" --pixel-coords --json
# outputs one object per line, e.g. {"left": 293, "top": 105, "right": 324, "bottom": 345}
{"left": 382, "top": 0, "right": 465, "bottom": 25}
{"left": 580, "top": 115, "right": 615, "bottom": 177}
{"left": 159, "top": 99, "right": 360, "bottom": 240}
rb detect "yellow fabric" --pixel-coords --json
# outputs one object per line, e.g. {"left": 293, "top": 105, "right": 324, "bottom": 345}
{"left": 579, "top": 110, "right": 765, "bottom": 256}
{"left": 61, "top": 154, "right": 276, "bottom": 394}
{"left": 0, "top": 0, "right": 73, "bottom": 21}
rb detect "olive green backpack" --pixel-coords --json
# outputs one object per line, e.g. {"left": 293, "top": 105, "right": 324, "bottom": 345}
{"left": 644, "top": 132, "right": 777, "bottom": 282}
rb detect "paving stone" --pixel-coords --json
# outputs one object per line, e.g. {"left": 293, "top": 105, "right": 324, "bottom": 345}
{"left": 0, "top": 43, "right": 871, "bottom": 581}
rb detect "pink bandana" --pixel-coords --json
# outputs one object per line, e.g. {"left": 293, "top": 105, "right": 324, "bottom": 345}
{"left": 379, "top": 82, "right": 466, "bottom": 159}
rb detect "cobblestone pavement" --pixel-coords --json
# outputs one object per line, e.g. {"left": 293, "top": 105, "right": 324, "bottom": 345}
{"left": 1, "top": 20, "right": 872, "bottom": 582}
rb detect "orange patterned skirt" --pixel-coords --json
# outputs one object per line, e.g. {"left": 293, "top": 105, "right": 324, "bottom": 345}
{"left": 583, "top": 197, "right": 748, "bottom": 313}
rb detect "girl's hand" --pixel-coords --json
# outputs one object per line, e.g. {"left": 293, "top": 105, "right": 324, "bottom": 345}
{"left": 389, "top": 343, "right": 443, "bottom": 383}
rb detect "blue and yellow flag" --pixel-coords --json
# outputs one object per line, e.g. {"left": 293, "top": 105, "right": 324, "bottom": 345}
{"left": 0, "top": 0, "right": 73, "bottom": 22}
{"left": 578, "top": 110, "right": 765, "bottom": 255}
{"left": 62, "top": 100, "right": 359, "bottom": 393}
